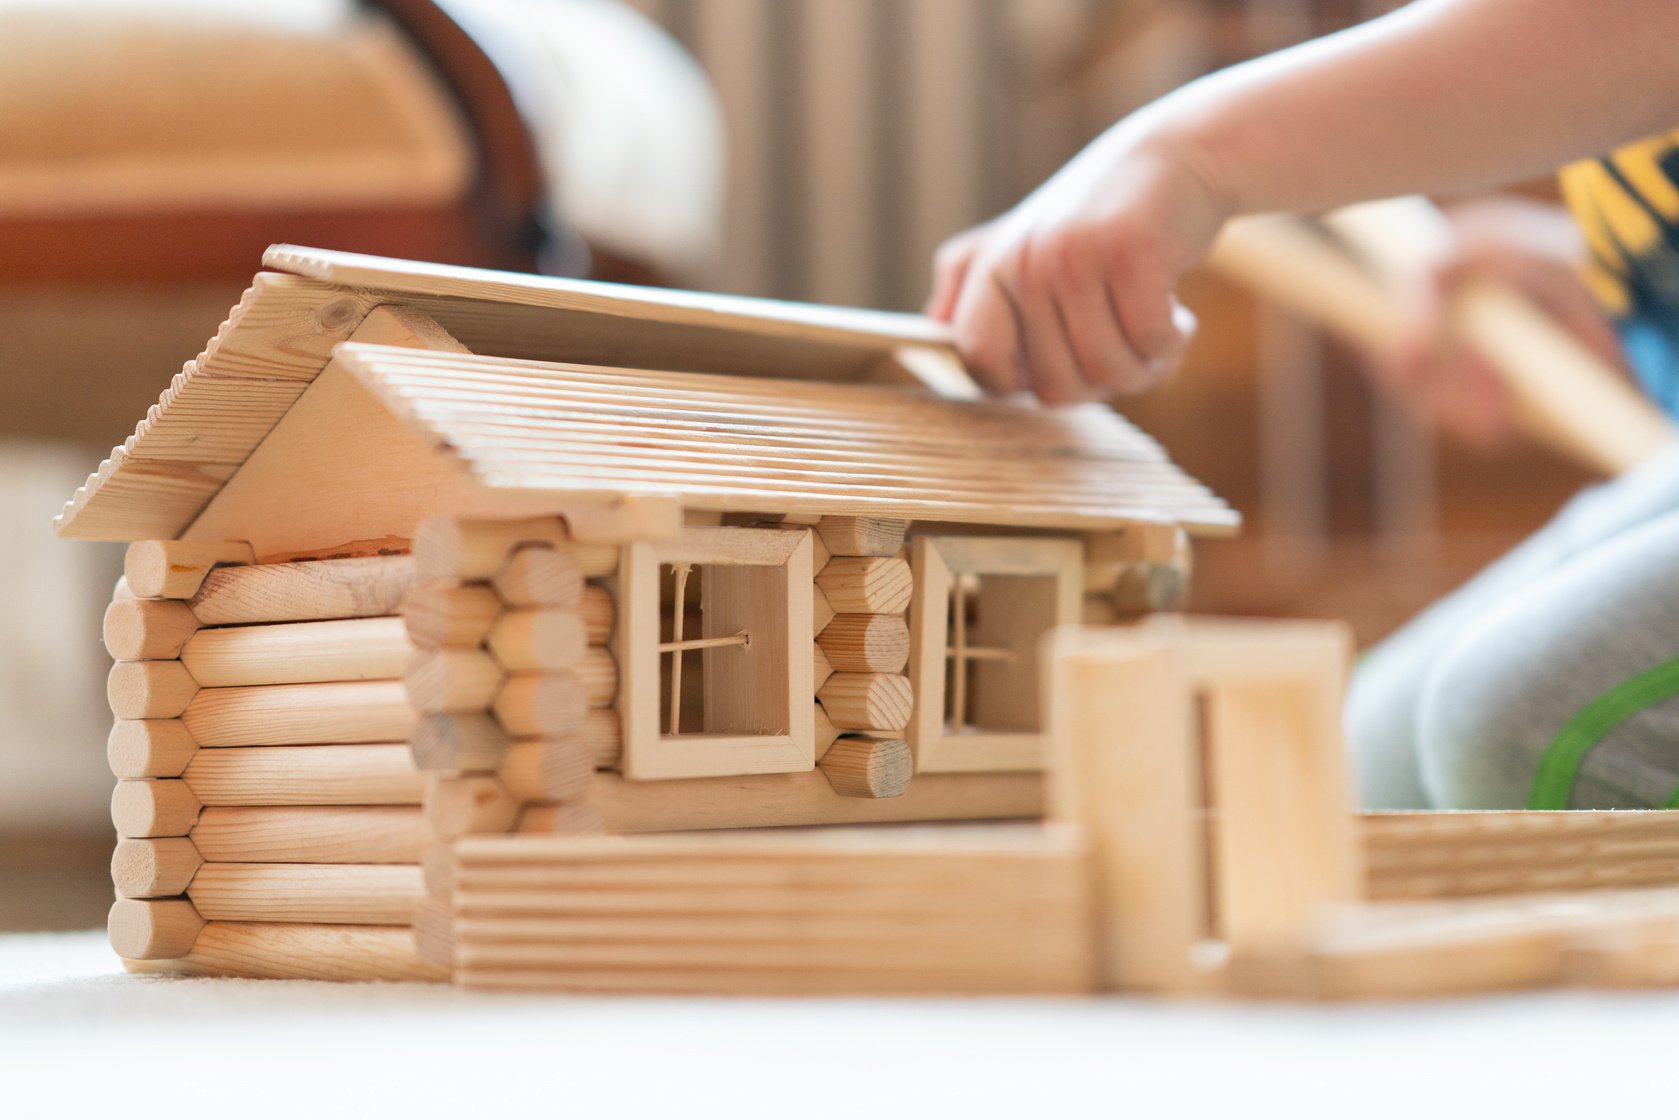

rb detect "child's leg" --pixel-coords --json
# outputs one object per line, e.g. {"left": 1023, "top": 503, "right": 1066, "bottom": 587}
{"left": 1416, "top": 505, "right": 1679, "bottom": 808}
{"left": 1347, "top": 445, "right": 1679, "bottom": 807}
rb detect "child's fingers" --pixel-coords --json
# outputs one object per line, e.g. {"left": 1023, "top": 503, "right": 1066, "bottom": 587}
{"left": 949, "top": 259, "right": 1027, "bottom": 395}
{"left": 1044, "top": 264, "right": 1148, "bottom": 398}
{"left": 927, "top": 226, "right": 988, "bottom": 321}
{"left": 1008, "top": 242, "right": 1115, "bottom": 405}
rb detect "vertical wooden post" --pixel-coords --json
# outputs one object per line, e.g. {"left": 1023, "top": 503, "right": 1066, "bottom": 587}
{"left": 1047, "top": 630, "right": 1206, "bottom": 992}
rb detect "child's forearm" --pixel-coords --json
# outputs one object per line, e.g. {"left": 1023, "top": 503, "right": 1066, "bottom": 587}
{"left": 1127, "top": 0, "right": 1679, "bottom": 218}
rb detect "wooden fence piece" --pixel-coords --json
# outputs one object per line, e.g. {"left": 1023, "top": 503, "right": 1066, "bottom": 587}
{"left": 124, "top": 540, "right": 255, "bottom": 599}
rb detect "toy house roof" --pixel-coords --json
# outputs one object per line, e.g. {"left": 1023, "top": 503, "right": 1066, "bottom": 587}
{"left": 55, "top": 246, "right": 1237, "bottom": 540}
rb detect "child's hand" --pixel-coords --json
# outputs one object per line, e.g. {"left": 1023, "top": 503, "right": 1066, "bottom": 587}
{"left": 926, "top": 138, "right": 1226, "bottom": 405}
{"left": 1373, "top": 197, "right": 1629, "bottom": 449}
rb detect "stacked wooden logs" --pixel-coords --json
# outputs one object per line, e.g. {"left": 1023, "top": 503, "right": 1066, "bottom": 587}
{"left": 810, "top": 516, "right": 914, "bottom": 799}
{"left": 1081, "top": 522, "right": 1192, "bottom": 624}
{"left": 404, "top": 516, "right": 620, "bottom": 961}
{"left": 104, "top": 540, "right": 444, "bottom": 980}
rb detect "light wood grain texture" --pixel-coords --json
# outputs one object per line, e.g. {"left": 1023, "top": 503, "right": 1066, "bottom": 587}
{"left": 111, "top": 779, "right": 202, "bottom": 838}
{"left": 815, "top": 557, "right": 912, "bottom": 615}
{"left": 109, "top": 898, "right": 204, "bottom": 960}
{"left": 189, "top": 554, "right": 418, "bottom": 626}
{"left": 589, "top": 770, "right": 1041, "bottom": 833}
{"left": 486, "top": 609, "right": 586, "bottom": 672}
{"left": 189, "top": 805, "right": 427, "bottom": 864}
{"left": 183, "top": 680, "right": 414, "bottom": 746}
{"left": 448, "top": 825, "right": 1092, "bottom": 995}
{"left": 492, "top": 546, "right": 583, "bottom": 609}
{"left": 413, "top": 899, "right": 456, "bottom": 967}
{"left": 55, "top": 274, "right": 379, "bottom": 541}
{"left": 107, "top": 719, "right": 199, "bottom": 779}
{"left": 111, "top": 837, "right": 203, "bottom": 899}
{"left": 818, "top": 613, "right": 911, "bottom": 674}
{"left": 188, "top": 863, "right": 423, "bottom": 924}
{"left": 332, "top": 343, "right": 1237, "bottom": 534}
{"left": 816, "top": 516, "right": 908, "bottom": 557}
{"left": 404, "top": 648, "right": 504, "bottom": 714}
{"left": 426, "top": 775, "right": 523, "bottom": 839}
{"left": 496, "top": 738, "right": 595, "bottom": 803}
{"left": 124, "top": 540, "right": 255, "bottom": 599}
{"left": 123, "top": 922, "right": 445, "bottom": 982}
{"left": 181, "top": 616, "right": 412, "bottom": 686}
{"left": 518, "top": 801, "right": 609, "bottom": 836}
{"left": 812, "top": 643, "right": 835, "bottom": 693}
{"left": 1048, "top": 630, "right": 1207, "bottom": 992}
{"left": 621, "top": 528, "right": 814, "bottom": 781}
{"left": 812, "top": 584, "right": 835, "bottom": 636}
{"left": 491, "top": 673, "right": 584, "bottom": 739}
{"left": 182, "top": 744, "right": 422, "bottom": 806}
{"left": 410, "top": 712, "right": 513, "bottom": 771}
{"left": 817, "top": 737, "right": 912, "bottom": 798}
{"left": 1362, "top": 810, "right": 1679, "bottom": 899}
{"left": 107, "top": 660, "right": 199, "bottom": 720}
{"left": 414, "top": 516, "right": 617, "bottom": 582}
{"left": 813, "top": 702, "right": 839, "bottom": 760}
{"left": 103, "top": 598, "right": 200, "bottom": 661}
{"left": 401, "top": 582, "right": 504, "bottom": 649}
{"left": 817, "top": 673, "right": 913, "bottom": 733}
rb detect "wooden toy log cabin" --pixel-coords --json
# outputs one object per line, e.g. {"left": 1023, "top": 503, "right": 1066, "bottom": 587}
{"left": 58, "top": 246, "right": 1237, "bottom": 980}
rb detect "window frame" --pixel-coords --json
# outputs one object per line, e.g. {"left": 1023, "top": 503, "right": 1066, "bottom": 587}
{"left": 619, "top": 525, "right": 814, "bottom": 780}
{"left": 907, "top": 535, "right": 1083, "bottom": 773}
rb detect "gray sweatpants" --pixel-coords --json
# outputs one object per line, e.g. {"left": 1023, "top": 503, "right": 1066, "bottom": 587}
{"left": 1347, "top": 442, "right": 1679, "bottom": 810}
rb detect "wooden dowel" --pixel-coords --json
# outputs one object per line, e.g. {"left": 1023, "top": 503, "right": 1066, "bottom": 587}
{"left": 111, "top": 779, "right": 202, "bottom": 837}
{"left": 103, "top": 598, "right": 200, "bottom": 661}
{"left": 190, "top": 555, "right": 418, "bottom": 627}
{"left": 411, "top": 712, "right": 514, "bottom": 771}
{"left": 190, "top": 805, "right": 428, "bottom": 863}
{"left": 426, "top": 775, "right": 523, "bottom": 839}
{"left": 108, "top": 661, "right": 199, "bottom": 721}
{"left": 815, "top": 557, "right": 912, "bottom": 614}
{"left": 401, "top": 582, "right": 504, "bottom": 649}
{"left": 187, "top": 864, "right": 424, "bottom": 924}
{"left": 487, "top": 609, "right": 586, "bottom": 672}
{"left": 577, "top": 648, "right": 618, "bottom": 707}
{"left": 816, "top": 516, "right": 906, "bottom": 557}
{"left": 109, "top": 897, "right": 204, "bottom": 960}
{"left": 413, "top": 899, "right": 456, "bottom": 968}
{"left": 182, "top": 744, "right": 422, "bottom": 806}
{"left": 492, "top": 661, "right": 617, "bottom": 736}
{"left": 812, "top": 584, "right": 835, "bottom": 636}
{"left": 405, "top": 648, "right": 504, "bottom": 714}
{"left": 658, "top": 633, "right": 749, "bottom": 654}
{"left": 111, "top": 837, "right": 203, "bottom": 898}
{"left": 414, "top": 516, "right": 564, "bottom": 581}
{"left": 421, "top": 843, "right": 455, "bottom": 898}
{"left": 180, "top": 616, "right": 412, "bottom": 687}
{"left": 817, "top": 737, "right": 913, "bottom": 799}
{"left": 818, "top": 614, "right": 911, "bottom": 674}
{"left": 493, "top": 546, "right": 583, "bottom": 609}
{"left": 124, "top": 540, "right": 254, "bottom": 600}
{"left": 817, "top": 673, "right": 913, "bottom": 732}
{"left": 107, "top": 719, "right": 199, "bottom": 779}
{"left": 589, "top": 770, "right": 1043, "bottom": 833}
{"left": 580, "top": 584, "right": 615, "bottom": 645}
{"left": 183, "top": 680, "right": 415, "bottom": 746}
{"left": 813, "top": 643, "right": 834, "bottom": 692}
{"left": 497, "top": 738, "right": 595, "bottom": 803}
{"left": 124, "top": 921, "right": 446, "bottom": 982}
{"left": 516, "top": 800, "right": 608, "bottom": 835}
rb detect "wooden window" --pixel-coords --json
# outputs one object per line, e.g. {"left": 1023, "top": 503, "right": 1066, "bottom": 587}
{"left": 908, "top": 536, "right": 1082, "bottom": 773}
{"left": 619, "top": 527, "right": 814, "bottom": 779}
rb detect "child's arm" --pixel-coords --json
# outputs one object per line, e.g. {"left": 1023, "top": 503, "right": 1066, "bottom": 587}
{"left": 930, "top": 0, "right": 1679, "bottom": 403}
